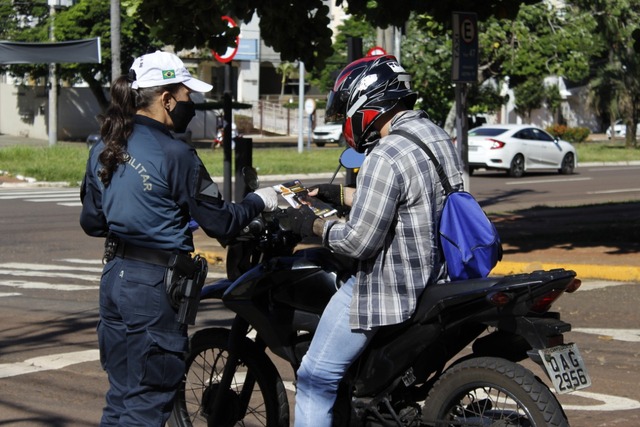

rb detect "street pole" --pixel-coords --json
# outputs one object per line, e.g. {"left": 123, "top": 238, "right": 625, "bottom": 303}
{"left": 48, "top": 4, "right": 57, "bottom": 147}
{"left": 223, "top": 63, "right": 232, "bottom": 201}
{"left": 110, "top": 0, "right": 121, "bottom": 82}
{"left": 297, "top": 61, "right": 304, "bottom": 153}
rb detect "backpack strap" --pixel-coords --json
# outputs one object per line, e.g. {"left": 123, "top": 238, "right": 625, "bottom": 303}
{"left": 392, "top": 129, "right": 455, "bottom": 195}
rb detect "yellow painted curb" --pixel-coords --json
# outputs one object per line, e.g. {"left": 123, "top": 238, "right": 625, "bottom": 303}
{"left": 492, "top": 262, "right": 640, "bottom": 282}
{"left": 198, "top": 247, "right": 639, "bottom": 283}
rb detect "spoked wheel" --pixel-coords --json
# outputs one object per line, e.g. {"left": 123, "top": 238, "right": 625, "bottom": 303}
{"left": 169, "top": 327, "right": 289, "bottom": 427}
{"left": 422, "top": 357, "right": 569, "bottom": 427}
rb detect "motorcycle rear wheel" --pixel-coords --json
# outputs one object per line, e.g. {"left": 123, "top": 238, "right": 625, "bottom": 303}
{"left": 169, "top": 327, "right": 290, "bottom": 427}
{"left": 422, "top": 356, "right": 568, "bottom": 427}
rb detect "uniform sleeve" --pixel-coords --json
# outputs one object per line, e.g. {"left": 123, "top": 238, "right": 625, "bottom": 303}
{"left": 79, "top": 144, "right": 108, "bottom": 237}
{"left": 325, "top": 153, "right": 400, "bottom": 259}
{"left": 165, "top": 144, "right": 264, "bottom": 239}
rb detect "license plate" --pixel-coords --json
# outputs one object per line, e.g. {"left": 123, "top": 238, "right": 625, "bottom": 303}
{"left": 539, "top": 343, "right": 591, "bottom": 394}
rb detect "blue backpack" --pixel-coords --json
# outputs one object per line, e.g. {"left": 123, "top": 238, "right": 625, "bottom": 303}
{"left": 394, "top": 130, "right": 503, "bottom": 281}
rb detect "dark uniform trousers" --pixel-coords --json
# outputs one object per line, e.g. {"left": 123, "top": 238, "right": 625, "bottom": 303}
{"left": 98, "top": 257, "right": 188, "bottom": 426}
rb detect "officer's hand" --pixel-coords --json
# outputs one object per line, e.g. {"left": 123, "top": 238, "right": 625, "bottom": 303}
{"left": 285, "top": 206, "right": 318, "bottom": 238}
{"left": 254, "top": 187, "right": 279, "bottom": 212}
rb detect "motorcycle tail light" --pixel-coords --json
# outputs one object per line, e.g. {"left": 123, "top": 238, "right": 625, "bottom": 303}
{"left": 566, "top": 278, "right": 581, "bottom": 293}
{"left": 530, "top": 289, "right": 564, "bottom": 313}
{"left": 488, "top": 139, "right": 505, "bottom": 149}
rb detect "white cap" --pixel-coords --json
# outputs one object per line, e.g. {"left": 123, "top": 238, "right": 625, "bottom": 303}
{"left": 130, "top": 51, "right": 213, "bottom": 93}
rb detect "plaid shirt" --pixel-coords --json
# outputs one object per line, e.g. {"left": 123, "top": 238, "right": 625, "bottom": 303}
{"left": 323, "top": 110, "right": 463, "bottom": 330}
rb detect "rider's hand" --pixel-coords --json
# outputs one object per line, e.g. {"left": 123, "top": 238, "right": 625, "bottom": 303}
{"left": 285, "top": 206, "right": 318, "bottom": 238}
{"left": 309, "top": 184, "right": 343, "bottom": 207}
{"left": 254, "top": 187, "right": 279, "bottom": 212}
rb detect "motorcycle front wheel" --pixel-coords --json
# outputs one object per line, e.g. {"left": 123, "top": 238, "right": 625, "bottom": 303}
{"left": 169, "top": 327, "right": 290, "bottom": 427}
{"left": 422, "top": 356, "right": 568, "bottom": 427}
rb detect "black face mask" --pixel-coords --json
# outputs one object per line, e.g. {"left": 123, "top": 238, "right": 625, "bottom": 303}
{"left": 169, "top": 98, "right": 196, "bottom": 133}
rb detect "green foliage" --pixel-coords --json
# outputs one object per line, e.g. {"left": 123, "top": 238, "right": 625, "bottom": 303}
{"left": 513, "top": 79, "right": 545, "bottom": 120}
{"left": 307, "top": 16, "right": 377, "bottom": 93}
{"left": 342, "top": 0, "right": 538, "bottom": 28}
{"left": 574, "top": 0, "right": 640, "bottom": 148}
{"left": 134, "top": 0, "right": 538, "bottom": 72}
{"left": 402, "top": 14, "right": 453, "bottom": 125}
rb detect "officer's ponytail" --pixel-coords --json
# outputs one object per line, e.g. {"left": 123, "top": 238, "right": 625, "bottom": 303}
{"left": 98, "top": 75, "right": 136, "bottom": 187}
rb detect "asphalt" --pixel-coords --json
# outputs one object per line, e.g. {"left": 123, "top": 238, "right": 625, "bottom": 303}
{"left": 2, "top": 133, "right": 639, "bottom": 283}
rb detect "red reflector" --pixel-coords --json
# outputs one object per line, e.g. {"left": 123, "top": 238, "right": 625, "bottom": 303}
{"left": 566, "top": 278, "right": 581, "bottom": 293}
{"left": 487, "top": 292, "right": 512, "bottom": 306}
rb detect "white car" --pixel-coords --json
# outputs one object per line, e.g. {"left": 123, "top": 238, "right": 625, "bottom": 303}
{"left": 467, "top": 124, "right": 577, "bottom": 177}
{"left": 605, "top": 119, "right": 640, "bottom": 139}
{"left": 312, "top": 122, "right": 345, "bottom": 147}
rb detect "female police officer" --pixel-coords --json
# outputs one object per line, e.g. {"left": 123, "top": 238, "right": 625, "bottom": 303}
{"left": 80, "top": 51, "right": 278, "bottom": 426}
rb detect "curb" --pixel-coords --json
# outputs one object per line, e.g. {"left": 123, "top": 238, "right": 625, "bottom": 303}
{"left": 492, "top": 261, "right": 640, "bottom": 282}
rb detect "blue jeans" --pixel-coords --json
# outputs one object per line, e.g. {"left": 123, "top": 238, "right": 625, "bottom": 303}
{"left": 294, "top": 277, "right": 377, "bottom": 427}
{"left": 98, "top": 257, "right": 188, "bottom": 426}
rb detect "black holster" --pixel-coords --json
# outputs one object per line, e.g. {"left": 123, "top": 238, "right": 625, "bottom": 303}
{"left": 164, "top": 253, "right": 208, "bottom": 325}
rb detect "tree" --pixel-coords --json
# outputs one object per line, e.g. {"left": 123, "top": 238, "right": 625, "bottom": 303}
{"left": 572, "top": 0, "right": 640, "bottom": 148}
{"left": 514, "top": 78, "right": 545, "bottom": 120}
{"left": 134, "top": 0, "right": 538, "bottom": 71}
{"left": 1, "top": 0, "right": 162, "bottom": 111}
{"left": 402, "top": 2, "right": 601, "bottom": 126}
{"left": 275, "top": 62, "right": 296, "bottom": 97}
{"left": 307, "top": 15, "right": 377, "bottom": 94}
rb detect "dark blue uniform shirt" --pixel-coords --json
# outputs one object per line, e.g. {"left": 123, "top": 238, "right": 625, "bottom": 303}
{"left": 80, "top": 115, "right": 264, "bottom": 252}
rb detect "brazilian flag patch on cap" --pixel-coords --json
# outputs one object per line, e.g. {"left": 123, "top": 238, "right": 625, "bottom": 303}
{"left": 162, "top": 69, "right": 176, "bottom": 79}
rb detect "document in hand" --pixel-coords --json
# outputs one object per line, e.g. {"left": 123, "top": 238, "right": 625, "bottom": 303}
{"left": 272, "top": 180, "right": 337, "bottom": 218}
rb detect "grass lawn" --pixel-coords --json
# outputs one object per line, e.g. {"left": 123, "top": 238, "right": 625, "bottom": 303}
{"left": 0, "top": 138, "right": 638, "bottom": 185}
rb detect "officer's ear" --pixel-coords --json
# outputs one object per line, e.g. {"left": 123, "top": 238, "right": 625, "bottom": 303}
{"left": 161, "top": 91, "right": 173, "bottom": 111}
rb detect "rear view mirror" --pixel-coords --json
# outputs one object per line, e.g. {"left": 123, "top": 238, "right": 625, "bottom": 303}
{"left": 339, "top": 148, "right": 365, "bottom": 169}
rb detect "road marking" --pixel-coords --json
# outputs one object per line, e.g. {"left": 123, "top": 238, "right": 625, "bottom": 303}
{"left": 505, "top": 177, "right": 591, "bottom": 185}
{"left": 0, "top": 261, "right": 100, "bottom": 291}
{"left": 0, "top": 350, "right": 100, "bottom": 379}
{"left": 561, "top": 390, "right": 640, "bottom": 411}
{"left": 0, "top": 292, "right": 21, "bottom": 297}
{"left": 572, "top": 328, "right": 640, "bottom": 342}
{"left": 0, "top": 279, "right": 98, "bottom": 291}
{"left": 0, "top": 189, "right": 80, "bottom": 207}
{"left": 0, "top": 190, "right": 78, "bottom": 200}
{"left": 586, "top": 188, "right": 640, "bottom": 194}
{"left": 587, "top": 166, "right": 640, "bottom": 172}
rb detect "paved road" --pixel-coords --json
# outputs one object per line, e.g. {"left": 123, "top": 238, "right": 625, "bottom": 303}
{"left": 0, "top": 185, "right": 639, "bottom": 425}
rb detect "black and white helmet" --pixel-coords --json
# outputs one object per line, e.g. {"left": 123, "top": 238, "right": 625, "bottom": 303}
{"left": 325, "top": 55, "right": 417, "bottom": 152}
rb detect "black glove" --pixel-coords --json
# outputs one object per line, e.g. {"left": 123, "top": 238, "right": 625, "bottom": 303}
{"left": 285, "top": 206, "right": 318, "bottom": 238}
{"left": 311, "top": 184, "right": 344, "bottom": 207}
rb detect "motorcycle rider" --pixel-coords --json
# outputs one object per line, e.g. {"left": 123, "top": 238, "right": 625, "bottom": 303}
{"left": 286, "top": 55, "right": 464, "bottom": 426}
{"left": 79, "top": 51, "right": 278, "bottom": 426}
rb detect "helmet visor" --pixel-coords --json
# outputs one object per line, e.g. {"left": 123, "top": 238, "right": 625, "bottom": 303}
{"left": 325, "top": 90, "right": 346, "bottom": 124}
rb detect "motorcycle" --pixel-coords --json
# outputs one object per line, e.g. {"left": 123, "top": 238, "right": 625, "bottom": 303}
{"left": 169, "top": 150, "right": 591, "bottom": 427}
